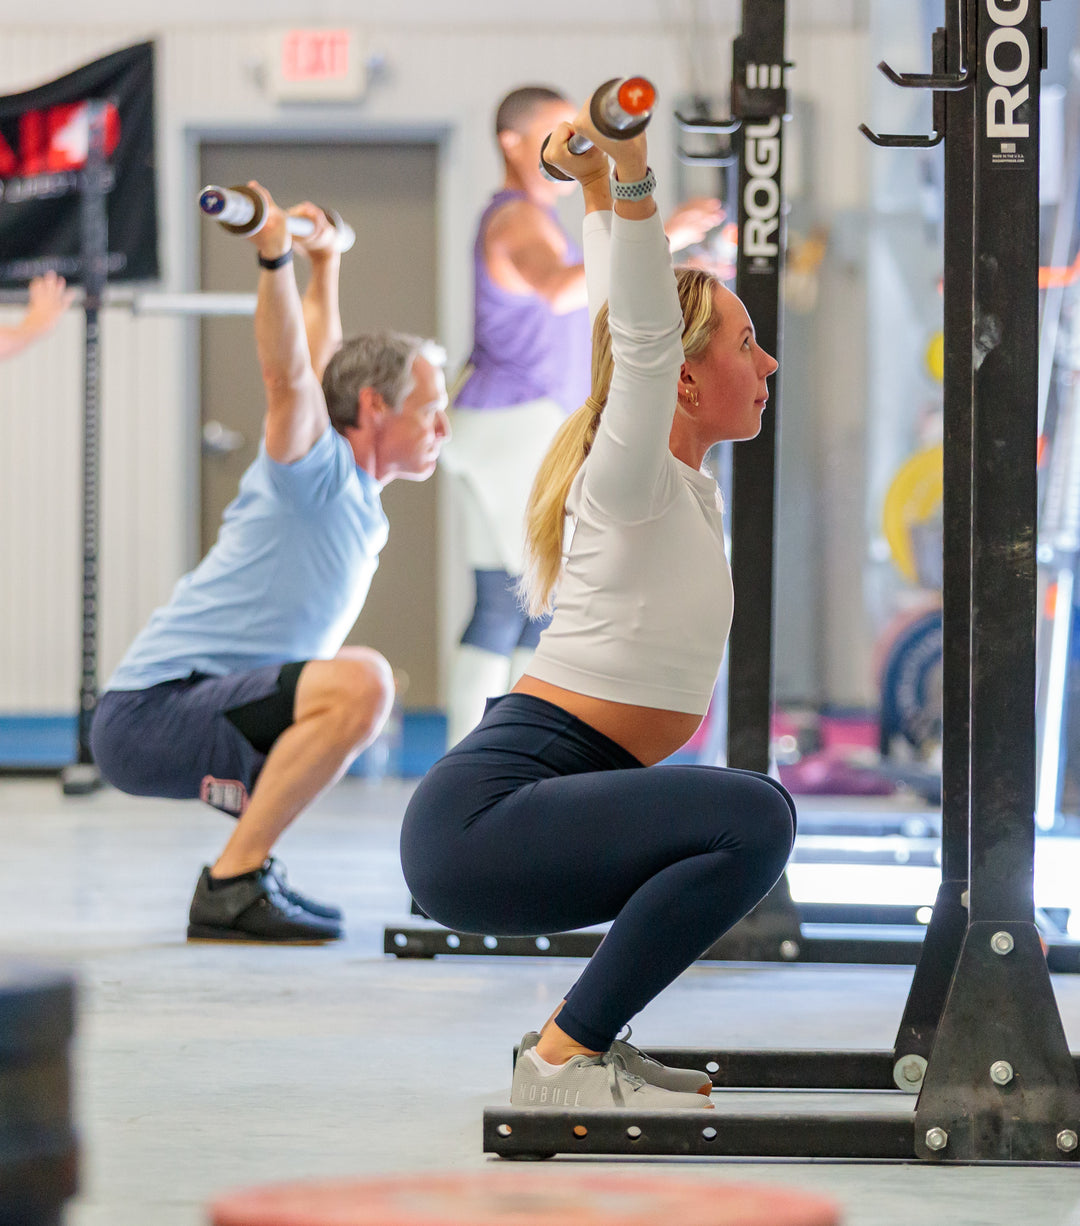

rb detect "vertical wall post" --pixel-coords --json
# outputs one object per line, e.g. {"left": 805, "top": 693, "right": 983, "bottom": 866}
{"left": 62, "top": 99, "right": 109, "bottom": 796}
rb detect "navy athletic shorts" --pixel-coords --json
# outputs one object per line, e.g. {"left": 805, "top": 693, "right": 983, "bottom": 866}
{"left": 90, "top": 662, "right": 305, "bottom": 815}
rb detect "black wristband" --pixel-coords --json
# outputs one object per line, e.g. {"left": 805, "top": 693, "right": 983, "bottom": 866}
{"left": 257, "top": 249, "right": 293, "bottom": 270}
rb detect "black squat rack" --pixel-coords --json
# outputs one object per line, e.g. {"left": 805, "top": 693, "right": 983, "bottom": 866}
{"left": 485, "top": 0, "right": 1080, "bottom": 1163}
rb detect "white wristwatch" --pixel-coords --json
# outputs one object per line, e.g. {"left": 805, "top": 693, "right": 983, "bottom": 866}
{"left": 611, "top": 166, "right": 657, "bottom": 201}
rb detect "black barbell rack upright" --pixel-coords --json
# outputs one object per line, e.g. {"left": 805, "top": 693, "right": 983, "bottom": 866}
{"left": 724, "top": 0, "right": 787, "bottom": 777}
{"left": 886, "top": 0, "right": 975, "bottom": 1095}
{"left": 704, "top": 0, "right": 806, "bottom": 960}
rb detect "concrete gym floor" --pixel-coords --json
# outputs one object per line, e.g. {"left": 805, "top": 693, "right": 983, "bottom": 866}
{"left": 4, "top": 776, "right": 1080, "bottom": 1226}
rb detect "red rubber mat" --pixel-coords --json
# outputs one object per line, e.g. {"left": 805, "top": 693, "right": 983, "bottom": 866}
{"left": 209, "top": 1172, "right": 841, "bottom": 1226}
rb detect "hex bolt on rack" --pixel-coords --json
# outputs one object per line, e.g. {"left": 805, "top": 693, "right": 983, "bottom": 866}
{"left": 484, "top": 0, "right": 1080, "bottom": 1163}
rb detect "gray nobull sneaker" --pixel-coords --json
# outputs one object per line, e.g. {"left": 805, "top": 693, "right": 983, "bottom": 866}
{"left": 610, "top": 1026, "right": 713, "bottom": 1095}
{"left": 519, "top": 1030, "right": 712, "bottom": 1096}
{"left": 511, "top": 1041, "right": 712, "bottom": 1111}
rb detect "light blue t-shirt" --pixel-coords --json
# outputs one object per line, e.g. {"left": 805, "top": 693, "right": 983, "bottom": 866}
{"left": 106, "top": 426, "right": 389, "bottom": 691}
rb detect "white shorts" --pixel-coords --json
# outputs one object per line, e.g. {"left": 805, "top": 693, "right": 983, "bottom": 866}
{"left": 440, "top": 398, "right": 567, "bottom": 574}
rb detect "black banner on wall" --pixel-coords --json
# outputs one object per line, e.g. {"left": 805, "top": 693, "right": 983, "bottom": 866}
{"left": 0, "top": 41, "right": 159, "bottom": 287}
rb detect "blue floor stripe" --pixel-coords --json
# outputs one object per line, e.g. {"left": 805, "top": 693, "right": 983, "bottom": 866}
{"left": 0, "top": 711, "right": 448, "bottom": 777}
{"left": 0, "top": 715, "right": 78, "bottom": 767}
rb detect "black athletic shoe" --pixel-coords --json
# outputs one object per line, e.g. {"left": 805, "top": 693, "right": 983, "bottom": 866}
{"left": 186, "top": 865, "right": 342, "bottom": 943}
{"left": 265, "top": 857, "right": 343, "bottom": 921}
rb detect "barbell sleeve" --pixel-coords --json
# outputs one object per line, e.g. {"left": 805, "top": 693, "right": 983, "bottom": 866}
{"left": 540, "top": 76, "right": 657, "bottom": 183}
{"left": 198, "top": 184, "right": 355, "bottom": 252}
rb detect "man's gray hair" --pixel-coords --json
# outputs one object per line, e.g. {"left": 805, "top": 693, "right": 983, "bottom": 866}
{"left": 322, "top": 331, "right": 446, "bottom": 432}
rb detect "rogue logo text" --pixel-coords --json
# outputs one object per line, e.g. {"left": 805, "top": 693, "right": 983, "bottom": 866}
{"left": 743, "top": 116, "right": 781, "bottom": 262}
{"left": 985, "top": 0, "right": 1031, "bottom": 140}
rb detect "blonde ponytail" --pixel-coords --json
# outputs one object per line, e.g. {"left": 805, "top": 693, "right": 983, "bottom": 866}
{"left": 519, "top": 265, "right": 722, "bottom": 618}
{"left": 518, "top": 405, "right": 595, "bottom": 617}
{"left": 519, "top": 303, "right": 613, "bottom": 617}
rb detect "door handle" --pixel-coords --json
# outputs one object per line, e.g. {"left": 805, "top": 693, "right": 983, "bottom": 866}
{"left": 202, "top": 420, "right": 246, "bottom": 455}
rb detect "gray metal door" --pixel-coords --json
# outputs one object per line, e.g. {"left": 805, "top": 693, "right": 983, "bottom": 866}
{"left": 198, "top": 139, "right": 440, "bottom": 706}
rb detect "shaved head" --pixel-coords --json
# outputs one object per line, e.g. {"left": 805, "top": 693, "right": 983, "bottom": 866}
{"left": 495, "top": 86, "right": 568, "bottom": 137}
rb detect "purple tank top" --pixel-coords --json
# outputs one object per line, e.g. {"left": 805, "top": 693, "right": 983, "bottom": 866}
{"left": 455, "top": 189, "right": 591, "bottom": 414}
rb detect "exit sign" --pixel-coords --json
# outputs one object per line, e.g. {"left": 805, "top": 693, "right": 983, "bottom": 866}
{"left": 269, "top": 29, "right": 366, "bottom": 101}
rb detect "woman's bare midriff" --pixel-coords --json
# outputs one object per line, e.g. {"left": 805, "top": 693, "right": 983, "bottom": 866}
{"left": 511, "top": 675, "right": 703, "bottom": 767}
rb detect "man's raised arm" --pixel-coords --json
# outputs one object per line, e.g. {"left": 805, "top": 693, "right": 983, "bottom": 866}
{"left": 245, "top": 182, "right": 330, "bottom": 465}
{"left": 291, "top": 203, "right": 344, "bottom": 383}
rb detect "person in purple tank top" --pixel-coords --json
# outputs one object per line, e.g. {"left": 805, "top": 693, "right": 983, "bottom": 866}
{"left": 442, "top": 86, "right": 724, "bottom": 746}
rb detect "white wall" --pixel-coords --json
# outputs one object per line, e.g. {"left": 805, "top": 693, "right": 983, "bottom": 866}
{"left": 0, "top": 2, "right": 863, "bottom": 30}
{"left": 0, "top": 6, "right": 871, "bottom": 713}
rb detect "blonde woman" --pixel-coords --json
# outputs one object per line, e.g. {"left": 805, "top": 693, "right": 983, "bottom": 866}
{"left": 401, "top": 94, "right": 793, "bottom": 1110}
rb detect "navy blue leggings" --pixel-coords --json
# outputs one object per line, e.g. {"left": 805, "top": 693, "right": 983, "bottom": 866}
{"left": 459, "top": 568, "right": 551, "bottom": 655}
{"left": 400, "top": 693, "right": 796, "bottom": 1051}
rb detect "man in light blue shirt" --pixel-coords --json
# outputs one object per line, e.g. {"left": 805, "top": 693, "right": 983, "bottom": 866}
{"left": 91, "top": 182, "right": 449, "bottom": 944}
